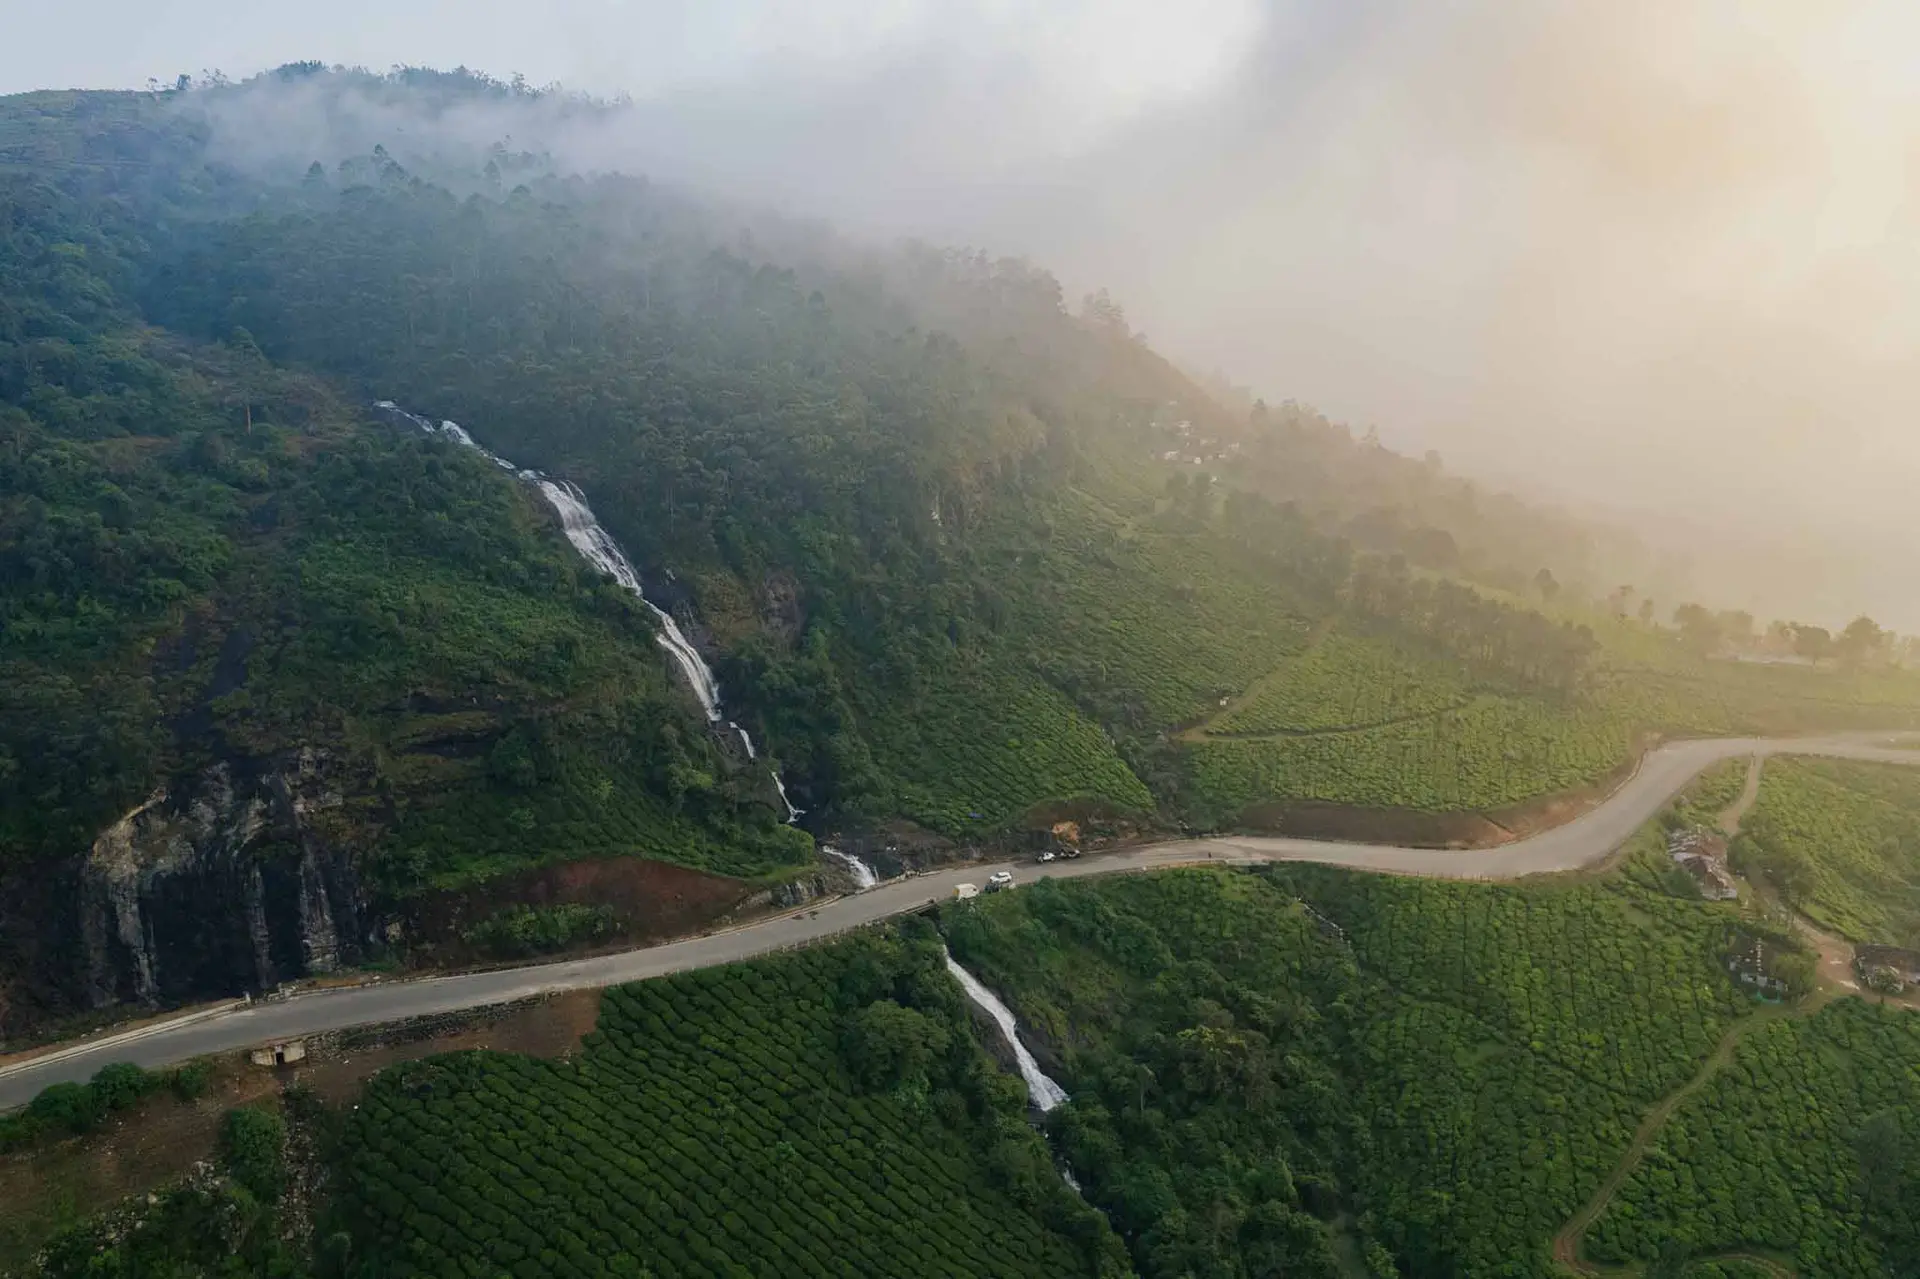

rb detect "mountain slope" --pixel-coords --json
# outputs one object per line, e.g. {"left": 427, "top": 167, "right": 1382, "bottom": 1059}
{"left": 6, "top": 69, "right": 1920, "bottom": 1038}
{"left": 0, "top": 164, "right": 802, "bottom": 1036}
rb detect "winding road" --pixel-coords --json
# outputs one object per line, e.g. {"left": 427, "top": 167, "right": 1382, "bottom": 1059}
{"left": 3, "top": 731, "right": 1915, "bottom": 1112}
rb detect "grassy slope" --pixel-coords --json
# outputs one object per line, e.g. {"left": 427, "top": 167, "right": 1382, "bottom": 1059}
{"left": 1734, "top": 760, "right": 1920, "bottom": 947}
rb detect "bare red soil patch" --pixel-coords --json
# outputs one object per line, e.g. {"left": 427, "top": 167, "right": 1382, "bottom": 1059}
{"left": 402, "top": 856, "right": 756, "bottom": 961}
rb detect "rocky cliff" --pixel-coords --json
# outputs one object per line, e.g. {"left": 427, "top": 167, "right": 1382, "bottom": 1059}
{"left": 0, "top": 749, "right": 374, "bottom": 1043}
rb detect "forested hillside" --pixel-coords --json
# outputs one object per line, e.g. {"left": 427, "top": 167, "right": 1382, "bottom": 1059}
{"left": 0, "top": 96, "right": 806, "bottom": 1035}
{"left": 6, "top": 66, "right": 1920, "bottom": 1039}
{"left": 942, "top": 838, "right": 1778, "bottom": 1278}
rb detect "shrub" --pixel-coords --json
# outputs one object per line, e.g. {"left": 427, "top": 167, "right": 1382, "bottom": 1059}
{"left": 167, "top": 1060, "right": 213, "bottom": 1102}
{"left": 461, "top": 902, "right": 620, "bottom": 958}
{"left": 220, "top": 1105, "right": 287, "bottom": 1203}
{"left": 26, "top": 1082, "right": 100, "bottom": 1136}
{"left": 88, "top": 1062, "right": 156, "bottom": 1112}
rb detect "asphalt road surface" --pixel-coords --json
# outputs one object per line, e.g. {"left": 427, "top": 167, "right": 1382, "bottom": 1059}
{"left": 3, "top": 731, "right": 1914, "bottom": 1110}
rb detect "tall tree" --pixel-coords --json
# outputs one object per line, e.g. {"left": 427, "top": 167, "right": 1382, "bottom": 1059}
{"left": 1838, "top": 615, "right": 1887, "bottom": 666}
{"left": 1793, "top": 624, "right": 1835, "bottom": 665}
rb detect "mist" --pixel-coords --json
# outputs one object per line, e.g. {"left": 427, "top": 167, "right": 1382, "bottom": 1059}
{"left": 14, "top": 0, "right": 1918, "bottom": 627}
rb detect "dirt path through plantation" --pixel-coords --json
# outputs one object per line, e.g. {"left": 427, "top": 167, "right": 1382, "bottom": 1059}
{"left": 1553, "top": 749, "right": 1920, "bottom": 1273}
{"left": 1177, "top": 618, "right": 1338, "bottom": 743}
{"left": 1553, "top": 753, "right": 1791, "bottom": 1274}
{"left": 1718, "top": 755, "right": 1918, "bottom": 1009}
{"left": 1719, "top": 754, "right": 1764, "bottom": 835}
{"left": 1550, "top": 1004, "right": 1796, "bottom": 1272}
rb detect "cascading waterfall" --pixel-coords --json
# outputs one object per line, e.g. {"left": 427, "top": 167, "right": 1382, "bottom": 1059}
{"left": 375, "top": 401, "right": 801, "bottom": 820}
{"left": 530, "top": 478, "right": 725, "bottom": 720}
{"left": 821, "top": 845, "right": 877, "bottom": 890}
{"left": 942, "top": 950, "right": 1069, "bottom": 1112}
{"left": 771, "top": 773, "right": 803, "bottom": 824}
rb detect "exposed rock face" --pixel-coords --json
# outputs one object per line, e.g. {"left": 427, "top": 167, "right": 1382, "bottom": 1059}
{"left": 758, "top": 570, "right": 806, "bottom": 646}
{"left": 73, "top": 750, "right": 369, "bottom": 1013}
{"left": 739, "top": 874, "right": 831, "bottom": 913}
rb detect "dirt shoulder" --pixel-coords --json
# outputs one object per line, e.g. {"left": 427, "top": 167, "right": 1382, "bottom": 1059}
{"left": 0, "top": 990, "right": 602, "bottom": 1269}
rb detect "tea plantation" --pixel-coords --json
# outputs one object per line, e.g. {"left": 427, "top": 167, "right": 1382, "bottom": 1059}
{"left": 327, "top": 925, "right": 1125, "bottom": 1278}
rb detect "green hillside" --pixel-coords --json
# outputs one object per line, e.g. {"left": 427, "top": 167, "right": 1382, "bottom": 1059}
{"left": 1588, "top": 1000, "right": 1920, "bottom": 1276}
{"left": 942, "top": 835, "right": 1769, "bottom": 1278}
{"left": 6, "top": 67, "right": 1920, "bottom": 1035}
{"left": 17, "top": 810, "right": 1920, "bottom": 1277}
{"left": 1736, "top": 760, "right": 1920, "bottom": 946}
{"left": 8, "top": 72, "right": 1919, "bottom": 858}
{"left": 327, "top": 926, "right": 1124, "bottom": 1279}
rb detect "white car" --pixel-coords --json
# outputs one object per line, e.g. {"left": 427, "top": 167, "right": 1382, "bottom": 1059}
{"left": 986, "top": 870, "right": 1015, "bottom": 891}
{"left": 1036, "top": 850, "right": 1056, "bottom": 864}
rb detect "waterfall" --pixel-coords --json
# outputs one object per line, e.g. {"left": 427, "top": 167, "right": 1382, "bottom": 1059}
{"left": 943, "top": 950, "right": 1069, "bottom": 1112}
{"left": 375, "top": 401, "right": 801, "bottom": 819}
{"left": 530, "top": 478, "right": 723, "bottom": 721}
{"left": 822, "top": 845, "right": 877, "bottom": 890}
{"left": 772, "top": 772, "right": 804, "bottom": 824}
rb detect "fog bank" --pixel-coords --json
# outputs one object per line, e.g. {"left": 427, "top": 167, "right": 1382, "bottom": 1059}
{"left": 12, "top": 0, "right": 1918, "bottom": 626}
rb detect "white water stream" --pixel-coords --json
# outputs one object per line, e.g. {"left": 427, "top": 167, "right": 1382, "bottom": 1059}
{"left": 376, "top": 402, "right": 801, "bottom": 821}
{"left": 531, "top": 478, "right": 724, "bottom": 720}
{"left": 942, "top": 950, "right": 1069, "bottom": 1112}
{"left": 821, "top": 845, "right": 878, "bottom": 890}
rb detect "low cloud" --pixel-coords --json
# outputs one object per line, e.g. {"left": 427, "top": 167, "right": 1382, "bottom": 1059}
{"left": 28, "top": 0, "right": 1920, "bottom": 624}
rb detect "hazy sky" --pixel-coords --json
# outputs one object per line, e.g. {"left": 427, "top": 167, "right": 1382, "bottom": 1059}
{"left": 9, "top": 0, "right": 1918, "bottom": 623}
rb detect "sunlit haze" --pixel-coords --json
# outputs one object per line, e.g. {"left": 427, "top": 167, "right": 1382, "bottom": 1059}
{"left": 8, "top": 0, "right": 1916, "bottom": 625}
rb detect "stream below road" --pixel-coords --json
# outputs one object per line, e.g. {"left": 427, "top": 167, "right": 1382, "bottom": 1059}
{"left": 942, "top": 950, "right": 1069, "bottom": 1112}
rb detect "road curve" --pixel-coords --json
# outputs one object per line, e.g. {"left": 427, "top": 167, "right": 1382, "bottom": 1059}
{"left": 3, "top": 731, "right": 1915, "bottom": 1110}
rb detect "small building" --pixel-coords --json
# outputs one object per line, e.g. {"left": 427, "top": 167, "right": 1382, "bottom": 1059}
{"left": 1668, "top": 827, "right": 1729, "bottom": 860}
{"left": 1727, "top": 939, "right": 1789, "bottom": 995}
{"left": 1669, "top": 828, "right": 1739, "bottom": 901}
{"left": 250, "top": 1040, "right": 307, "bottom": 1068}
{"left": 1674, "top": 854, "right": 1739, "bottom": 900}
{"left": 1855, "top": 945, "right": 1920, "bottom": 992}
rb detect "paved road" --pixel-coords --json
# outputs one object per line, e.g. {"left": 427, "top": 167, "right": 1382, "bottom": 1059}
{"left": 3, "top": 731, "right": 1915, "bottom": 1110}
